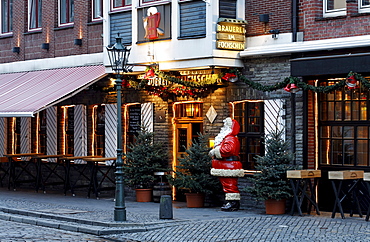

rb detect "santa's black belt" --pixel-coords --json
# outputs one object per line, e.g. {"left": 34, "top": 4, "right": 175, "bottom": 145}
{"left": 216, "top": 156, "right": 239, "bottom": 161}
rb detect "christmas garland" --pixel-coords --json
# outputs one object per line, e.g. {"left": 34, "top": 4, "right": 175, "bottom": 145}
{"left": 125, "top": 66, "right": 370, "bottom": 98}
{"left": 230, "top": 69, "right": 370, "bottom": 93}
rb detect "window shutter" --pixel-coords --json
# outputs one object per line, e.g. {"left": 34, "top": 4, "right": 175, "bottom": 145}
{"left": 20, "top": 117, "right": 32, "bottom": 160}
{"left": 141, "top": 103, "right": 154, "bottom": 133}
{"left": 0, "top": 118, "right": 7, "bottom": 157}
{"left": 46, "top": 107, "right": 58, "bottom": 162}
{"left": 74, "top": 105, "right": 87, "bottom": 164}
{"left": 264, "top": 99, "right": 285, "bottom": 140}
{"left": 179, "top": 0, "right": 206, "bottom": 38}
{"left": 105, "top": 104, "right": 117, "bottom": 166}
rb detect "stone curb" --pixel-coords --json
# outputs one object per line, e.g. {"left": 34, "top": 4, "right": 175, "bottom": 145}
{"left": 0, "top": 207, "right": 190, "bottom": 236}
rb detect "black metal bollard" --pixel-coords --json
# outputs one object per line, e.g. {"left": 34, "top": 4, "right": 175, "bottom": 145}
{"left": 159, "top": 195, "right": 173, "bottom": 219}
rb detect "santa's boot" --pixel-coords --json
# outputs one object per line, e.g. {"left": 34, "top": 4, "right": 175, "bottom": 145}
{"left": 221, "top": 200, "right": 240, "bottom": 211}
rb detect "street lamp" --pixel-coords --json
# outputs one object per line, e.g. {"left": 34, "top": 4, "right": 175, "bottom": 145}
{"left": 106, "top": 34, "right": 131, "bottom": 221}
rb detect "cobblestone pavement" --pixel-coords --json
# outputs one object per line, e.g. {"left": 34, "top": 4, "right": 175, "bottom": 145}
{"left": 1, "top": 189, "right": 370, "bottom": 242}
{"left": 0, "top": 219, "right": 125, "bottom": 242}
{"left": 104, "top": 215, "right": 370, "bottom": 242}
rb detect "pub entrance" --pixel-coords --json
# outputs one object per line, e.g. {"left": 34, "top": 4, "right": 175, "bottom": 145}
{"left": 172, "top": 102, "right": 203, "bottom": 200}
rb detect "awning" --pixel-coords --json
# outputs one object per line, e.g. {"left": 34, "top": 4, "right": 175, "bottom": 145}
{"left": 0, "top": 65, "right": 107, "bottom": 117}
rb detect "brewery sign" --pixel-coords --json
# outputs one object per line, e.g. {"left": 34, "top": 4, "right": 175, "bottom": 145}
{"left": 216, "top": 19, "right": 246, "bottom": 51}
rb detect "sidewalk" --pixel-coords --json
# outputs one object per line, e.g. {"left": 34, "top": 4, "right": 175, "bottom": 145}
{"left": 0, "top": 188, "right": 263, "bottom": 234}
{"left": 1, "top": 188, "right": 370, "bottom": 241}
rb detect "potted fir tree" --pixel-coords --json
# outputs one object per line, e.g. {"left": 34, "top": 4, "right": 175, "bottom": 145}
{"left": 123, "top": 127, "right": 168, "bottom": 202}
{"left": 245, "top": 128, "right": 297, "bottom": 214}
{"left": 168, "top": 133, "right": 221, "bottom": 207}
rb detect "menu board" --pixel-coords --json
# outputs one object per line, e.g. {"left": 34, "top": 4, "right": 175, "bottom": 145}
{"left": 128, "top": 105, "right": 141, "bottom": 135}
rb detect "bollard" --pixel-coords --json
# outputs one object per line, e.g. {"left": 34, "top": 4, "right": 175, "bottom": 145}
{"left": 159, "top": 195, "right": 173, "bottom": 219}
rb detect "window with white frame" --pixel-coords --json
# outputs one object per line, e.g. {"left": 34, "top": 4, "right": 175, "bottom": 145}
{"left": 92, "top": 0, "right": 103, "bottom": 20}
{"left": 59, "top": 0, "right": 74, "bottom": 26}
{"left": 359, "top": 0, "right": 370, "bottom": 13}
{"left": 324, "top": 0, "right": 346, "bottom": 17}
{"left": 111, "top": 0, "right": 131, "bottom": 11}
{"left": 140, "top": 0, "right": 169, "bottom": 5}
{"left": 1, "top": 0, "right": 13, "bottom": 34}
{"left": 29, "top": 0, "right": 42, "bottom": 30}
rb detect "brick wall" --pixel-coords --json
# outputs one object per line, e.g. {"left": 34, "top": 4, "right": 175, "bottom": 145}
{"left": 300, "top": 0, "right": 370, "bottom": 40}
{"left": 0, "top": 0, "right": 103, "bottom": 64}
{"left": 245, "top": 0, "right": 292, "bottom": 37}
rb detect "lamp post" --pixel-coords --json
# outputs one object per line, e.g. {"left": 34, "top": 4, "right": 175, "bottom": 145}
{"left": 106, "top": 34, "right": 131, "bottom": 221}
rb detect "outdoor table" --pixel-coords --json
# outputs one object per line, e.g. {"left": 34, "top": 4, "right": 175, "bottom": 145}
{"left": 60, "top": 155, "right": 102, "bottom": 196}
{"left": 83, "top": 157, "right": 117, "bottom": 198}
{"left": 4, "top": 153, "right": 43, "bottom": 191}
{"left": 33, "top": 154, "right": 71, "bottom": 193}
{"left": 328, "top": 170, "right": 364, "bottom": 219}
{"left": 287, "top": 170, "right": 321, "bottom": 216}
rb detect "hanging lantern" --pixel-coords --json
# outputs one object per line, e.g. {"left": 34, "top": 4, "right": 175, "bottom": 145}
{"left": 144, "top": 68, "right": 156, "bottom": 79}
{"left": 346, "top": 75, "right": 357, "bottom": 89}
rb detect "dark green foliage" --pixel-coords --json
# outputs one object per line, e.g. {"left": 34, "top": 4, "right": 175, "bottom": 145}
{"left": 123, "top": 127, "right": 168, "bottom": 189}
{"left": 168, "top": 133, "right": 221, "bottom": 194}
{"left": 245, "top": 128, "right": 297, "bottom": 201}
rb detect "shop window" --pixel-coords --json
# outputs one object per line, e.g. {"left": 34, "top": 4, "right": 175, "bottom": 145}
{"left": 319, "top": 79, "right": 370, "bottom": 167}
{"left": 29, "top": 0, "right": 41, "bottom": 30}
{"left": 1, "top": 0, "right": 12, "bottom": 34}
{"left": 92, "top": 0, "right": 103, "bottom": 20}
{"left": 233, "top": 101, "right": 264, "bottom": 170}
{"left": 93, "top": 105, "right": 105, "bottom": 156}
{"left": 323, "top": 0, "right": 346, "bottom": 17}
{"left": 64, "top": 106, "right": 74, "bottom": 155}
{"left": 174, "top": 102, "right": 202, "bottom": 118}
{"left": 179, "top": 0, "right": 206, "bottom": 39}
{"left": 38, "top": 110, "right": 47, "bottom": 155}
{"left": 59, "top": 0, "right": 74, "bottom": 26}
{"left": 359, "top": 0, "right": 370, "bottom": 13}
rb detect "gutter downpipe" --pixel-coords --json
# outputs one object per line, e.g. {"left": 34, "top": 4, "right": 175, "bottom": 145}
{"left": 291, "top": 0, "right": 298, "bottom": 165}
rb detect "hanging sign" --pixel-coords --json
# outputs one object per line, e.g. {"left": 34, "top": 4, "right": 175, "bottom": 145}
{"left": 216, "top": 19, "right": 246, "bottom": 51}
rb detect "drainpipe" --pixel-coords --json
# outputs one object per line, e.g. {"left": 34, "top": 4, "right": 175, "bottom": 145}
{"left": 291, "top": 0, "right": 298, "bottom": 164}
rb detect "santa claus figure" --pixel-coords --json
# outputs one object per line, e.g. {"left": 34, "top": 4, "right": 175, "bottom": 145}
{"left": 209, "top": 117, "right": 244, "bottom": 211}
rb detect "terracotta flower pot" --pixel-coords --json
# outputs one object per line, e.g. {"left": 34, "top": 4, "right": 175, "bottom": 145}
{"left": 185, "top": 193, "right": 205, "bottom": 208}
{"left": 264, "top": 199, "right": 286, "bottom": 214}
{"left": 135, "top": 188, "right": 153, "bottom": 202}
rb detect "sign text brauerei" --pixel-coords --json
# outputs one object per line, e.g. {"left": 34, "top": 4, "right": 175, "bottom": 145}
{"left": 216, "top": 22, "right": 246, "bottom": 51}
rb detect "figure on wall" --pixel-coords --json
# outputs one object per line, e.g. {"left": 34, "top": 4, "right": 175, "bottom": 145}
{"left": 209, "top": 117, "right": 244, "bottom": 211}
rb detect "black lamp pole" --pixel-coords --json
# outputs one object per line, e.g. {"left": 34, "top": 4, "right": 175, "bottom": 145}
{"left": 106, "top": 34, "right": 131, "bottom": 222}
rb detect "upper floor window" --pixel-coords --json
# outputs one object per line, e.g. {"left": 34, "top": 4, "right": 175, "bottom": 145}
{"left": 140, "top": 0, "right": 169, "bottom": 6}
{"left": 112, "top": 0, "right": 131, "bottom": 11}
{"left": 324, "top": 0, "right": 346, "bottom": 17}
{"left": 359, "top": 0, "right": 370, "bottom": 13}
{"left": 29, "top": 0, "right": 42, "bottom": 30}
{"left": 92, "top": 0, "right": 103, "bottom": 20}
{"left": 1, "top": 0, "right": 12, "bottom": 34}
{"left": 59, "top": 0, "right": 74, "bottom": 26}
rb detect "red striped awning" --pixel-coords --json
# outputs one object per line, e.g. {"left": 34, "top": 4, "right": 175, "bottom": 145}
{"left": 0, "top": 65, "right": 106, "bottom": 117}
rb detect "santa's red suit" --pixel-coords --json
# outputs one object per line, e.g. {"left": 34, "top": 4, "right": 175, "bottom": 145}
{"left": 210, "top": 118, "right": 244, "bottom": 210}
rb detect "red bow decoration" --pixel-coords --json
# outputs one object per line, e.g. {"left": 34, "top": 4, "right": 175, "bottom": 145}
{"left": 284, "top": 83, "right": 300, "bottom": 93}
{"left": 144, "top": 68, "right": 156, "bottom": 79}
{"left": 222, "top": 73, "right": 238, "bottom": 82}
{"left": 346, "top": 75, "right": 357, "bottom": 89}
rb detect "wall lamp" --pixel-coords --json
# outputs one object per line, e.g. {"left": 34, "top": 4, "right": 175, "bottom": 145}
{"left": 269, "top": 29, "right": 280, "bottom": 39}
{"left": 259, "top": 14, "right": 270, "bottom": 23}
{"left": 41, "top": 43, "right": 49, "bottom": 50}
{"left": 74, "top": 38, "right": 82, "bottom": 46}
{"left": 12, "top": 47, "right": 20, "bottom": 53}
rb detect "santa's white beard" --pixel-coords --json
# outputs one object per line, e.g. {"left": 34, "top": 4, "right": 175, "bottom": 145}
{"left": 214, "top": 126, "right": 231, "bottom": 147}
